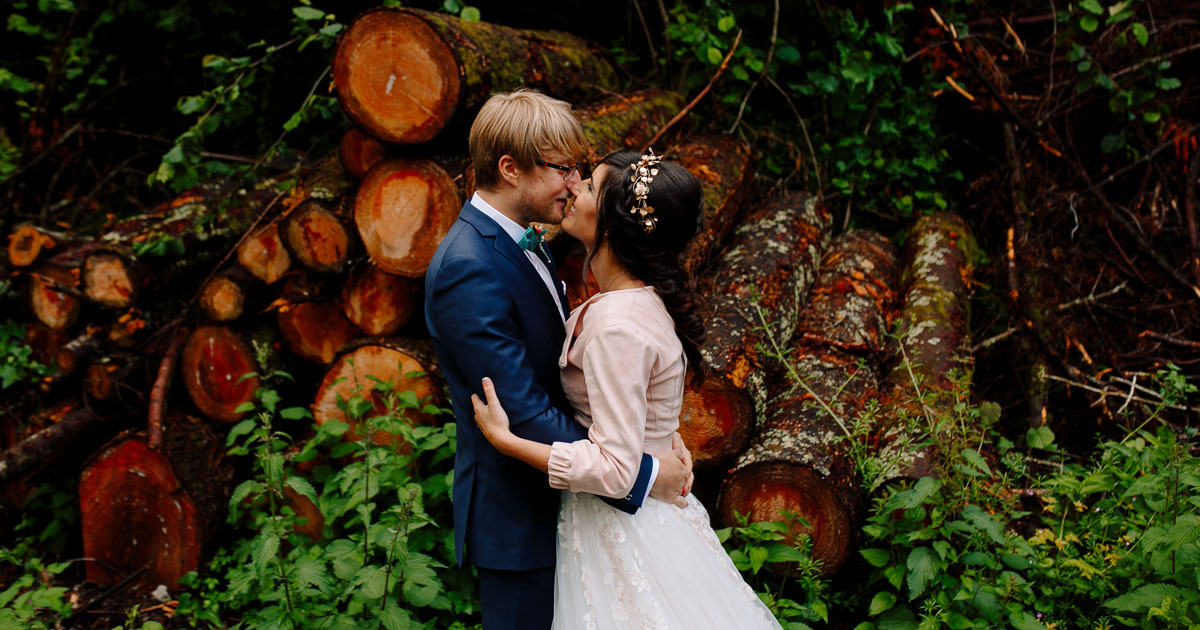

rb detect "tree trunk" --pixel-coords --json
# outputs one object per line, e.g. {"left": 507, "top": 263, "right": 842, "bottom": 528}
{"left": 339, "top": 127, "right": 387, "bottom": 179}
{"left": 332, "top": 7, "right": 619, "bottom": 144}
{"left": 718, "top": 230, "right": 899, "bottom": 575}
{"left": 313, "top": 338, "right": 444, "bottom": 449}
{"left": 277, "top": 300, "right": 362, "bottom": 364}
{"left": 0, "top": 404, "right": 100, "bottom": 483}
{"left": 678, "top": 192, "right": 832, "bottom": 468}
{"left": 354, "top": 157, "right": 461, "bottom": 277}
{"left": 180, "top": 325, "right": 261, "bottom": 423}
{"left": 671, "top": 134, "right": 756, "bottom": 276}
{"left": 341, "top": 264, "right": 421, "bottom": 336}
{"left": 79, "top": 414, "right": 232, "bottom": 590}
{"left": 236, "top": 223, "right": 291, "bottom": 285}
{"left": 875, "top": 212, "right": 978, "bottom": 483}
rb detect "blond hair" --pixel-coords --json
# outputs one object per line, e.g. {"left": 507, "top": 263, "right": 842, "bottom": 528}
{"left": 469, "top": 89, "right": 588, "bottom": 190}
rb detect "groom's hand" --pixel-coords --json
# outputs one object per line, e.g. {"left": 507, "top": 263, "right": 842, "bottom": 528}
{"left": 648, "top": 450, "right": 689, "bottom": 508}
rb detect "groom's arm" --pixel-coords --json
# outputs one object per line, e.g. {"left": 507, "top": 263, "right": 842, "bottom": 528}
{"left": 429, "top": 254, "right": 655, "bottom": 511}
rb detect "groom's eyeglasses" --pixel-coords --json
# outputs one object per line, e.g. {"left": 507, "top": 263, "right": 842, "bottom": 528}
{"left": 537, "top": 159, "right": 586, "bottom": 181}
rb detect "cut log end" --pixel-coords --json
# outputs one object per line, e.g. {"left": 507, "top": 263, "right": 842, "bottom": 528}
{"left": 719, "top": 462, "right": 852, "bottom": 575}
{"left": 30, "top": 265, "right": 81, "bottom": 331}
{"left": 341, "top": 265, "right": 420, "bottom": 336}
{"left": 80, "top": 438, "right": 202, "bottom": 589}
{"left": 355, "top": 158, "right": 461, "bottom": 277}
{"left": 180, "top": 326, "right": 260, "bottom": 423}
{"left": 282, "top": 200, "right": 353, "bottom": 273}
{"left": 199, "top": 274, "right": 247, "bottom": 322}
{"left": 8, "top": 225, "right": 57, "bottom": 267}
{"left": 333, "top": 9, "right": 462, "bottom": 144}
{"left": 339, "top": 128, "right": 387, "bottom": 178}
{"left": 83, "top": 252, "right": 138, "bottom": 309}
{"left": 678, "top": 372, "right": 755, "bottom": 468}
{"left": 313, "top": 342, "right": 442, "bottom": 449}
{"left": 237, "top": 223, "right": 291, "bottom": 284}
{"left": 278, "top": 301, "right": 361, "bottom": 364}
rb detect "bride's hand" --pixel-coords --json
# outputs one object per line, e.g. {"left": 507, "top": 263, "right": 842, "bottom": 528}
{"left": 471, "top": 377, "right": 514, "bottom": 453}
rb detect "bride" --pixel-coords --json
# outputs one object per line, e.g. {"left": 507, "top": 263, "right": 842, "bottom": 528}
{"left": 471, "top": 149, "right": 782, "bottom": 629}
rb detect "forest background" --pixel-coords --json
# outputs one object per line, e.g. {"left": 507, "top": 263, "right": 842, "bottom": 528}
{"left": 1, "top": 0, "right": 1198, "bottom": 628}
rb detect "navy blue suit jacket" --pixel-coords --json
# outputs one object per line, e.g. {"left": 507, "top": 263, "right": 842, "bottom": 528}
{"left": 424, "top": 201, "right": 652, "bottom": 570}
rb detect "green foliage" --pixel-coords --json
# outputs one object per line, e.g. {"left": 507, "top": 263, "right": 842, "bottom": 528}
{"left": 0, "top": 319, "right": 54, "bottom": 390}
{"left": 0, "top": 486, "right": 79, "bottom": 629}
{"left": 173, "top": 369, "right": 476, "bottom": 629}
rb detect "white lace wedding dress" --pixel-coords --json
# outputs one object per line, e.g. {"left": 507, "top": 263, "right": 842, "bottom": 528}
{"left": 546, "top": 288, "right": 781, "bottom": 629}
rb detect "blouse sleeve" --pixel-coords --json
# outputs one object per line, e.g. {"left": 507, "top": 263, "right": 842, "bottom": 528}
{"left": 546, "top": 323, "right": 655, "bottom": 498}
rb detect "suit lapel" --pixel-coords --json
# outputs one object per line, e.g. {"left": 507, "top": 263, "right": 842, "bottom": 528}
{"left": 460, "top": 203, "right": 563, "bottom": 319}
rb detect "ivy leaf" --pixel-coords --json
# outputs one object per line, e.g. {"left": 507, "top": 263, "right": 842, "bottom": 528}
{"left": 1131, "top": 22, "right": 1149, "bottom": 46}
{"left": 869, "top": 591, "right": 897, "bottom": 616}
{"left": 1079, "top": 0, "right": 1105, "bottom": 15}
{"left": 905, "top": 547, "right": 937, "bottom": 600}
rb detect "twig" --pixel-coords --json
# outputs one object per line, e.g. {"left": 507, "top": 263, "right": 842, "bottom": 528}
{"left": 644, "top": 29, "right": 742, "bottom": 150}
{"left": 928, "top": 7, "right": 1200, "bottom": 302}
{"left": 1115, "top": 376, "right": 1137, "bottom": 415}
{"left": 766, "top": 75, "right": 823, "bottom": 196}
{"left": 63, "top": 567, "right": 147, "bottom": 622}
{"left": 1043, "top": 373, "right": 1198, "bottom": 413}
{"left": 253, "top": 66, "right": 331, "bottom": 174}
{"left": 0, "top": 123, "right": 82, "bottom": 187}
{"left": 1111, "top": 40, "right": 1200, "bottom": 79}
{"left": 629, "top": 0, "right": 658, "bottom": 71}
{"left": 148, "top": 329, "right": 186, "bottom": 450}
{"left": 971, "top": 282, "right": 1129, "bottom": 352}
{"left": 728, "top": 0, "right": 779, "bottom": 134}
{"left": 1139, "top": 329, "right": 1200, "bottom": 350}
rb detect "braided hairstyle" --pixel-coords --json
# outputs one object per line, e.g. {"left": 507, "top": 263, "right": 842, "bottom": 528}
{"left": 586, "top": 149, "right": 706, "bottom": 385}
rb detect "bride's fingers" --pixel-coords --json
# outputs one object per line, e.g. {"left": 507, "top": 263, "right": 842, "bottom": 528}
{"left": 470, "top": 393, "right": 486, "bottom": 419}
{"left": 481, "top": 377, "right": 500, "bottom": 407}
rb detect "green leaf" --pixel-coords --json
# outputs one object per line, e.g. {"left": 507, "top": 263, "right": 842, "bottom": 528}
{"left": 717, "top": 15, "right": 735, "bottom": 32}
{"left": 1157, "top": 76, "right": 1182, "bottom": 90}
{"left": 706, "top": 46, "right": 724, "bottom": 65}
{"left": 1144, "top": 111, "right": 1162, "bottom": 123}
{"left": 1105, "top": 583, "right": 1192, "bottom": 611}
{"left": 251, "top": 533, "right": 280, "bottom": 580}
{"left": 1079, "top": 0, "right": 1105, "bottom": 15}
{"left": 285, "top": 475, "right": 320, "bottom": 508}
{"left": 906, "top": 477, "right": 941, "bottom": 509}
{"left": 905, "top": 547, "right": 937, "bottom": 600}
{"left": 776, "top": 45, "right": 799, "bottom": 63}
{"left": 1080, "top": 15, "right": 1099, "bottom": 32}
{"left": 293, "top": 556, "right": 332, "bottom": 594}
{"left": 379, "top": 603, "right": 412, "bottom": 630}
{"left": 1100, "top": 132, "right": 1125, "bottom": 153}
{"left": 960, "top": 448, "right": 992, "bottom": 477}
{"left": 960, "top": 504, "right": 1006, "bottom": 544}
{"left": 234, "top": 401, "right": 256, "bottom": 414}
{"left": 1009, "top": 610, "right": 1047, "bottom": 630}
{"left": 1131, "top": 22, "right": 1149, "bottom": 46}
{"left": 861, "top": 548, "right": 890, "bottom": 567}
{"left": 869, "top": 591, "right": 897, "bottom": 616}
{"left": 293, "top": 6, "right": 325, "bottom": 20}
{"left": 356, "top": 565, "right": 388, "bottom": 600}
{"left": 1026, "top": 426, "right": 1055, "bottom": 449}
{"left": 280, "top": 406, "right": 312, "bottom": 420}
{"left": 946, "top": 613, "right": 974, "bottom": 629}
{"left": 229, "top": 480, "right": 263, "bottom": 514}
{"left": 459, "top": 6, "right": 480, "bottom": 22}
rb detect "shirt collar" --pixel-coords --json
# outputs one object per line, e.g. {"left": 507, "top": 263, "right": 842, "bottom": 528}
{"left": 471, "top": 192, "right": 528, "bottom": 245}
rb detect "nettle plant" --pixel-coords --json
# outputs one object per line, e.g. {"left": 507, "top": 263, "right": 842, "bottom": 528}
{"left": 174, "top": 368, "right": 475, "bottom": 629}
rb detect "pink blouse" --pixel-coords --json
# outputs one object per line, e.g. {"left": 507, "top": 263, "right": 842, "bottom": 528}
{"left": 546, "top": 286, "right": 686, "bottom": 498}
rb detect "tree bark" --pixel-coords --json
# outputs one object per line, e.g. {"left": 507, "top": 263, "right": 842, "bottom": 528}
{"left": 28, "top": 264, "right": 82, "bottom": 331}
{"left": 671, "top": 134, "right": 756, "bottom": 276}
{"left": 79, "top": 414, "right": 232, "bottom": 590}
{"left": 354, "top": 157, "right": 461, "bottom": 277}
{"left": 718, "top": 230, "right": 899, "bottom": 575}
{"left": 875, "top": 212, "right": 978, "bottom": 483}
{"left": 198, "top": 267, "right": 255, "bottom": 322}
{"left": 313, "top": 338, "right": 444, "bottom": 449}
{"left": 0, "top": 403, "right": 99, "bottom": 483}
{"left": 7, "top": 225, "right": 74, "bottom": 268}
{"left": 180, "top": 325, "right": 260, "bottom": 423}
{"left": 332, "top": 7, "right": 619, "bottom": 144}
{"left": 678, "top": 192, "right": 832, "bottom": 467}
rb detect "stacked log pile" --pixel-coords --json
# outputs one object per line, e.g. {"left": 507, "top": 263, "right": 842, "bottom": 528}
{"left": 1, "top": 5, "right": 980, "bottom": 590}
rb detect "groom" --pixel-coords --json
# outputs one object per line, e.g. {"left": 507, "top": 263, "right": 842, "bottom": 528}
{"left": 424, "top": 89, "right": 692, "bottom": 630}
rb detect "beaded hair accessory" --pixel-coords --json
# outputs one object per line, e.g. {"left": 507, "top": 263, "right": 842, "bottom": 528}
{"left": 629, "top": 149, "right": 662, "bottom": 233}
